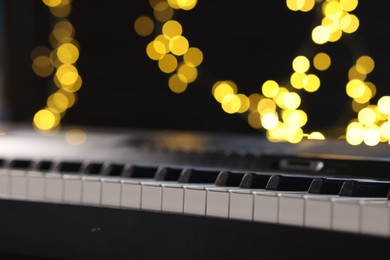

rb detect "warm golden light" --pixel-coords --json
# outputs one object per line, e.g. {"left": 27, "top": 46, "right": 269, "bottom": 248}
{"left": 65, "top": 129, "right": 87, "bottom": 146}
{"left": 313, "top": 52, "right": 331, "bottom": 71}
{"left": 137, "top": 0, "right": 387, "bottom": 146}
{"left": 134, "top": 16, "right": 155, "bottom": 37}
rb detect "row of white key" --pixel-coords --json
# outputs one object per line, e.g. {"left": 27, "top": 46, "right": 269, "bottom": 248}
{"left": 0, "top": 169, "right": 389, "bottom": 237}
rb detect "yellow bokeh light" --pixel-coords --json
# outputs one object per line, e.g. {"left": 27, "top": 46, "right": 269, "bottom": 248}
{"left": 169, "top": 35, "right": 189, "bottom": 56}
{"left": 221, "top": 94, "right": 241, "bottom": 114}
{"left": 154, "top": 2, "right": 174, "bottom": 22}
{"left": 213, "top": 82, "right": 236, "bottom": 103}
{"left": 290, "top": 72, "right": 306, "bottom": 89}
{"left": 358, "top": 107, "right": 377, "bottom": 126}
{"left": 346, "top": 79, "right": 365, "bottom": 98}
{"left": 340, "top": 0, "right": 358, "bottom": 12}
{"left": 308, "top": 131, "right": 326, "bottom": 140}
{"left": 167, "top": 0, "right": 180, "bottom": 9}
{"left": 348, "top": 65, "right": 366, "bottom": 81}
{"left": 313, "top": 52, "right": 331, "bottom": 71}
{"left": 283, "top": 109, "right": 307, "bottom": 127}
{"left": 340, "top": 14, "right": 359, "bottom": 33}
{"left": 356, "top": 55, "right": 375, "bottom": 75}
{"left": 248, "top": 93, "right": 262, "bottom": 112}
{"left": 158, "top": 54, "right": 178, "bottom": 73}
{"left": 168, "top": 74, "right": 188, "bottom": 93}
{"left": 346, "top": 122, "right": 364, "bottom": 145}
{"left": 57, "top": 43, "right": 79, "bottom": 64}
{"left": 267, "top": 122, "right": 286, "bottom": 140}
{"left": 378, "top": 96, "right": 390, "bottom": 115}
{"left": 303, "top": 74, "right": 320, "bottom": 92}
{"left": 65, "top": 129, "right": 87, "bottom": 146}
{"left": 162, "top": 20, "right": 182, "bottom": 39}
{"left": 286, "top": 0, "right": 301, "bottom": 11}
{"left": 177, "top": 0, "right": 197, "bottom": 10}
{"left": 283, "top": 92, "right": 301, "bottom": 110}
{"left": 61, "top": 75, "right": 82, "bottom": 93}
{"left": 49, "top": 3, "right": 72, "bottom": 18}
{"left": 363, "top": 127, "right": 381, "bottom": 146}
{"left": 312, "top": 25, "right": 330, "bottom": 44}
{"left": 257, "top": 98, "right": 276, "bottom": 114}
{"left": 52, "top": 20, "right": 74, "bottom": 41}
{"left": 134, "top": 16, "right": 155, "bottom": 37}
{"left": 300, "top": 0, "right": 315, "bottom": 12}
{"left": 292, "top": 55, "right": 310, "bottom": 73}
{"left": 42, "top": 0, "right": 62, "bottom": 7}
{"left": 146, "top": 42, "right": 164, "bottom": 60}
{"left": 237, "top": 94, "right": 250, "bottom": 113}
{"left": 153, "top": 37, "right": 169, "bottom": 55}
{"left": 379, "top": 122, "right": 390, "bottom": 139}
{"left": 261, "top": 111, "right": 279, "bottom": 130}
{"left": 33, "top": 109, "right": 59, "bottom": 131}
{"left": 248, "top": 112, "right": 262, "bottom": 129}
{"left": 32, "top": 56, "right": 54, "bottom": 77}
{"left": 183, "top": 47, "right": 203, "bottom": 67}
{"left": 262, "top": 80, "right": 279, "bottom": 98}
{"left": 285, "top": 126, "right": 303, "bottom": 143}
{"left": 177, "top": 63, "right": 197, "bottom": 83}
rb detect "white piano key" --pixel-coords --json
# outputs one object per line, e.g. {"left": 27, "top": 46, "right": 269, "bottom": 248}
{"left": 183, "top": 186, "right": 207, "bottom": 216}
{"left": 27, "top": 171, "right": 45, "bottom": 200}
{"left": 253, "top": 191, "right": 278, "bottom": 223}
{"left": 206, "top": 188, "right": 229, "bottom": 218}
{"left": 101, "top": 178, "right": 121, "bottom": 207}
{"left": 10, "top": 170, "right": 28, "bottom": 199}
{"left": 120, "top": 180, "right": 142, "bottom": 209}
{"left": 63, "top": 175, "right": 82, "bottom": 203}
{"left": 278, "top": 193, "right": 305, "bottom": 226}
{"left": 141, "top": 183, "right": 162, "bottom": 211}
{"left": 332, "top": 198, "right": 361, "bottom": 233}
{"left": 229, "top": 189, "right": 253, "bottom": 221}
{"left": 45, "top": 173, "right": 63, "bottom": 201}
{"left": 161, "top": 184, "right": 184, "bottom": 213}
{"left": 81, "top": 176, "right": 101, "bottom": 205}
{"left": 0, "top": 169, "right": 9, "bottom": 196}
{"left": 360, "top": 200, "right": 389, "bottom": 237}
{"left": 304, "top": 195, "right": 334, "bottom": 230}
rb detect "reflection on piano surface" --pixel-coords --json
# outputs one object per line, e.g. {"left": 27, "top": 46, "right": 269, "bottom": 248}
{"left": 0, "top": 124, "right": 389, "bottom": 259}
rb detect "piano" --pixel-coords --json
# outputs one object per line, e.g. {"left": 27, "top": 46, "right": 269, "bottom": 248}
{"left": 0, "top": 124, "right": 389, "bottom": 259}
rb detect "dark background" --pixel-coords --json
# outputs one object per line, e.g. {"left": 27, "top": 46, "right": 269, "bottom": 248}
{"left": 1, "top": 0, "right": 389, "bottom": 136}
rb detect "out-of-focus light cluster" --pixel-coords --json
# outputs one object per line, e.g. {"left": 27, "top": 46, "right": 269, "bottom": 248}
{"left": 344, "top": 56, "right": 390, "bottom": 146}
{"left": 134, "top": 0, "right": 202, "bottom": 94}
{"left": 32, "top": 0, "right": 81, "bottom": 132}
{"left": 136, "top": 0, "right": 388, "bottom": 146}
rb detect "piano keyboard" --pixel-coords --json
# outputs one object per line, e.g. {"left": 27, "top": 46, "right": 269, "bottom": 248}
{"left": 1, "top": 158, "right": 390, "bottom": 238}
{"left": 0, "top": 126, "right": 389, "bottom": 259}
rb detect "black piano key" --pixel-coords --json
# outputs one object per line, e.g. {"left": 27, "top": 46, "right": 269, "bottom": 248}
{"left": 0, "top": 158, "right": 5, "bottom": 168}
{"left": 9, "top": 159, "right": 33, "bottom": 170}
{"left": 339, "top": 180, "right": 390, "bottom": 198}
{"left": 266, "top": 175, "right": 314, "bottom": 191}
{"left": 239, "top": 172, "right": 272, "bottom": 189}
{"left": 178, "top": 168, "right": 220, "bottom": 183}
{"left": 214, "top": 171, "right": 245, "bottom": 187}
{"left": 56, "top": 161, "right": 83, "bottom": 173}
{"left": 104, "top": 163, "right": 125, "bottom": 176}
{"left": 34, "top": 160, "right": 54, "bottom": 172}
{"left": 154, "top": 166, "right": 183, "bottom": 181}
{"left": 308, "top": 178, "right": 346, "bottom": 195}
{"left": 122, "top": 165, "right": 158, "bottom": 178}
{"left": 83, "top": 162, "right": 105, "bottom": 175}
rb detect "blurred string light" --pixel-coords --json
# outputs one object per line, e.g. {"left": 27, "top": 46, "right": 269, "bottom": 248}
{"left": 32, "top": 0, "right": 82, "bottom": 132}
{"left": 135, "top": 0, "right": 389, "bottom": 146}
